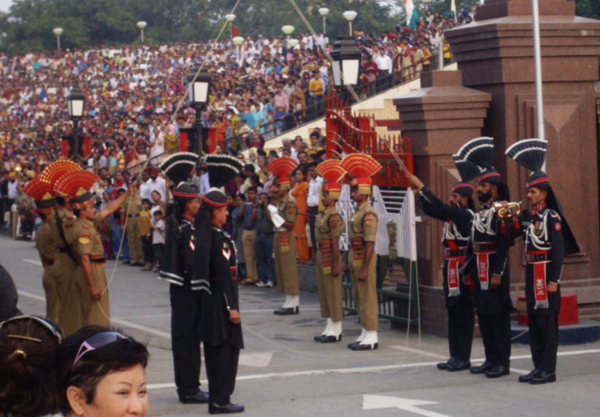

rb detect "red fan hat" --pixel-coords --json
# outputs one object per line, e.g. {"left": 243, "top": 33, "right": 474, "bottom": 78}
{"left": 23, "top": 178, "right": 56, "bottom": 213}
{"left": 54, "top": 171, "right": 99, "bottom": 210}
{"left": 316, "top": 160, "right": 346, "bottom": 200}
{"left": 340, "top": 153, "right": 382, "bottom": 196}
{"left": 40, "top": 160, "right": 82, "bottom": 197}
{"left": 266, "top": 157, "right": 298, "bottom": 191}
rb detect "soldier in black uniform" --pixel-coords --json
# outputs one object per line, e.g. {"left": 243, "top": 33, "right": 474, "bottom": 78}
{"left": 158, "top": 152, "right": 208, "bottom": 404}
{"left": 195, "top": 154, "right": 244, "bottom": 415}
{"left": 407, "top": 154, "right": 479, "bottom": 372}
{"left": 458, "top": 137, "right": 512, "bottom": 378}
{"left": 506, "top": 139, "right": 579, "bottom": 384}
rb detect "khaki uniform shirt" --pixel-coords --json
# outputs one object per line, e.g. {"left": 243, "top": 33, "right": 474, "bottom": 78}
{"left": 36, "top": 222, "right": 57, "bottom": 265}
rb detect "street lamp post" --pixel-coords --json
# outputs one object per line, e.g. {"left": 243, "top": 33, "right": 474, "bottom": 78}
{"left": 232, "top": 36, "right": 244, "bottom": 66}
{"left": 331, "top": 36, "right": 361, "bottom": 105}
{"left": 53, "top": 28, "right": 63, "bottom": 51}
{"left": 66, "top": 85, "right": 85, "bottom": 163}
{"left": 187, "top": 66, "right": 212, "bottom": 155}
{"left": 137, "top": 21, "right": 147, "bottom": 44}
{"left": 318, "top": 7, "right": 329, "bottom": 34}
{"left": 225, "top": 14, "right": 236, "bottom": 39}
{"left": 342, "top": 11, "right": 358, "bottom": 37}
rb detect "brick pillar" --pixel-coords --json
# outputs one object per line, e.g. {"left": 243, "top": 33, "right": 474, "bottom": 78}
{"left": 393, "top": 70, "right": 491, "bottom": 336}
{"left": 445, "top": 0, "right": 600, "bottom": 318}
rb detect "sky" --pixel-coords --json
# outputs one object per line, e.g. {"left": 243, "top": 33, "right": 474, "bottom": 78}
{"left": 0, "top": 0, "right": 13, "bottom": 13}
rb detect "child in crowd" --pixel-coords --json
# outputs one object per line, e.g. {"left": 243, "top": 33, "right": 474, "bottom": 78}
{"left": 140, "top": 199, "right": 154, "bottom": 271}
{"left": 151, "top": 209, "right": 165, "bottom": 272}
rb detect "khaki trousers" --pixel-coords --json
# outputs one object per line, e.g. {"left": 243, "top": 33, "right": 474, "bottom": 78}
{"left": 242, "top": 229, "right": 257, "bottom": 282}
{"left": 42, "top": 265, "right": 59, "bottom": 323}
{"left": 315, "top": 249, "right": 344, "bottom": 322}
{"left": 76, "top": 264, "right": 110, "bottom": 328}
{"left": 274, "top": 231, "right": 299, "bottom": 295}
{"left": 349, "top": 248, "right": 378, "bottom": 331}
{"left": 55, "top": 254, "right": 82, "bottom": 336}
{"left": 126, "top": 217, "right": 143, "bottom": 264}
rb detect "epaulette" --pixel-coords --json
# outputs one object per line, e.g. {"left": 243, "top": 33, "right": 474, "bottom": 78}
{"left": 78, "top": 232, "right": 92, "bottom": 237}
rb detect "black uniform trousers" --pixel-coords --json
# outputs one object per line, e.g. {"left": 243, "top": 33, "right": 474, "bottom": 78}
{"left": 170, "top": 283, "right": 203, "bottom": 397}
{"left": 447, "top": 298, "right": 474, "bottom": 362}
{"left": 528, "top": 312, "right": 559, "bottom": 373}
{"left": 478, "top": 310, "right": 511, "bottom": 368}
{"left": 204, "top": 342, "right": 240, "bottom": 405}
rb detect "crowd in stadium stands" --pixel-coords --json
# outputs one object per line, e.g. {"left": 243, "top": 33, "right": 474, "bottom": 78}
{"left": 0, "top": 7, "right": 476, "bottom": 245}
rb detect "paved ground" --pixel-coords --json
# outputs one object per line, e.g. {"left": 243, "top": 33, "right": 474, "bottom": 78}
{"left": 2, "top": 235, "right": 600, "bottom": 417}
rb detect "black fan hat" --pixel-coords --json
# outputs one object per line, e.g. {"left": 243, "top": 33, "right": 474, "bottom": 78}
{"left": 451, "top": 154, "right": 481, "bottom": 197}
{"left": 160, "top": 152, "right": 199, "bottom": 185}
{"left": 206, "top": 154, "right": 244, "bottom": 189}
{"left": 457, "top": 137, "right": 501, "bottom": 184}
{"left": 505, "top": 138, "right": 548, "bottom": 188}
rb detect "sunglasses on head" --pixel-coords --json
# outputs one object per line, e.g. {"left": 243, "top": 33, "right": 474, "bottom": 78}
{"left": 0, "top": 315, "right": 63, "bottom": 344}
{"left": 72, "top": 331, "right": 131, "bottom": 371}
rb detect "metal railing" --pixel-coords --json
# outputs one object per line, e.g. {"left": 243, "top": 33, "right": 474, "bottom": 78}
{"left": 224, "top": 56, "right": 443, "bottom": 152}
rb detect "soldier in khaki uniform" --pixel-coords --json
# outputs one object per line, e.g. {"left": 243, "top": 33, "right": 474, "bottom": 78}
{"left": 267, "top": 157, "right": 302, "bottom": 315}
{"left": 55, "top": 170, "right": 133, "bottom": 332}
{"left": 341, "top": 153, "right": 382, "bottom": 351}
{"left": 23, "top": 178, "right": 60, "bottom": 322}
{"left": 313, "top": 160, "right": 346, "bottom": 343}
{"left": 123, "top": 191, "right": 144, "bottom": 266}
{"left": 39, "top": 160, "right": 82, "bottom": 335}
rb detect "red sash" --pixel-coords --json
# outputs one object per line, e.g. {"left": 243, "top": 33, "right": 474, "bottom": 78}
{"left": 533, "top": 263, "right": 549, "bottom": 309}
{"left": 475, "top": 252, "right": 491, "bottom": 290}
{"left": 445, "top": 239, "right": 462, "bottom": 297}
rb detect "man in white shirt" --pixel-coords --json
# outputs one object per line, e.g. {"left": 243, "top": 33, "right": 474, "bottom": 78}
{"left": 306, "top": 163, "right": 323, "bottom": 260}
{"left": 374, "top": 49, "right": 393, "bottom": 78}
{"left": 139, "top": 169, "right": 151, "bottom": 200}
{"left": 146, "top": 166, "right": 167, "bottom": 202}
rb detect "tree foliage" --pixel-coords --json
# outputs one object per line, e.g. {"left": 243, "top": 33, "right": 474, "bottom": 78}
{"left": 0, "top": 0, "right": 399, "bottom": 54}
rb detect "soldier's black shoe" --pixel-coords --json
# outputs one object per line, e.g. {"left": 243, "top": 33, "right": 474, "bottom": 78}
{"left": 131, "top": 262, "right": 145, "bottom": 267}
{"left": 179, "top": 391, "right": 209, "bottom": 404}
{"left": 470, "top": 361, "right": 494, "bottom": 374}
{"left": 349, "top": 342, "right": 378, "bottom": 351}
{"left": 321, "top": 334, "right": 342, "bottom": 343}
{"left": 314, "top": 334, "right": 326, "bottom": 342}
{"left": 209, "top": 403, "right": 245, "bottom": 414}
{"left": 447, "top": 360, "right": 471, "bottom": 372}
{"left": 437, "top": 357, "right": 456, "bottom": 370}
{"left": 273, "top": 307, "right": 299, "bottom": 315}
{"left": 485, "top": 364, "right": 510, "bottom": 378}
{"left": 530, "top": 371, "right": 556, "bottom": 385}
{"left": 518, "top": 369, "right": 540, "bottom": 383}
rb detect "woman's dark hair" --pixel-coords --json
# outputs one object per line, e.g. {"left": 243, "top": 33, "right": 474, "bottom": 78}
{"left": 0, "top": 316, "right": 62, "bottom": 417}
{"left": 56, "top": 326, "right": 149, "bottom": 415}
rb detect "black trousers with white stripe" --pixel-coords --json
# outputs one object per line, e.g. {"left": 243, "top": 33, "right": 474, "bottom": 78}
{"left": 170, "top": 283, "right": 203, "bottom": 398}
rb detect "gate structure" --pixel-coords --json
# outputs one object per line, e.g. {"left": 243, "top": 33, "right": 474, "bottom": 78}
{"left": 325, "top": 95, "right": 418, "bottom": 326}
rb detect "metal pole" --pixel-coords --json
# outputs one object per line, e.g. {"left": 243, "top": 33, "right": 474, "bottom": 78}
{"left": 195, "top": 104, "right": 204, "bottom": 155}
{"left": 57, "top": 35, "right": 61, "bottom": 51}
{"left": 349, "top": 22, "right": 352, "bottom": 36}
{"left": 323, "top": 16, "right": 326, "bottom": 35}
{"left": 531, "top": 0, "right": 545, "bottom": 142}
{"left": 438, "top": 46, "right": 443, "bottom": 71}
{"left": 141, "top": 29, "right": 144, "bottom": 44}
{"left": 73, "top": 119, "right": 80, "bottom": 164}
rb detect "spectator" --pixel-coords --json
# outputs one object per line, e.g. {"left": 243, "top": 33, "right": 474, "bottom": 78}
{"left": 291, "top": 167, "right": 311, "bottom": 263}
{"left": 151, "top": 209, "right": 165, "bottom": 272}
{"left": 254, "top": 192, "right": 276, "bottom": 288}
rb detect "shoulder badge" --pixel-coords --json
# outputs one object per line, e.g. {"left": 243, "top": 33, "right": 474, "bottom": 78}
{"left": 78, "top": 232, "right": 91, "bottom": 245}
{"left": 554, "top": 222, "right": 562, "bottom": 232}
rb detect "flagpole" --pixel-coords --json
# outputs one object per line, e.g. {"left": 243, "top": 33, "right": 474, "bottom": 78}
{"left": 532, "top": 0, "right": 545, "bottom": 143}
